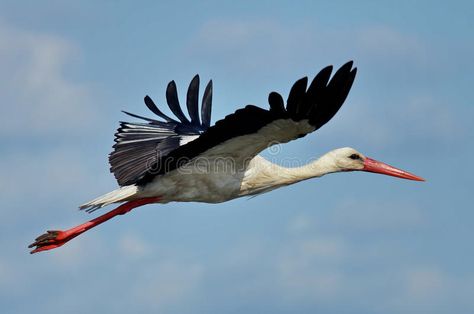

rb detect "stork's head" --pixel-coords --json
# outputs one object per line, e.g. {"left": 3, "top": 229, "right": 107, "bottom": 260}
{"left": 325, "top": 147, "right": 425, "bottom": 181}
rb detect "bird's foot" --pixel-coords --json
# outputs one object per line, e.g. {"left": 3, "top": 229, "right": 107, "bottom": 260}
{"left": 28, "top": 230, "right": 77, "bottom": 254}
{"left": 28, "top": 198, "right": 161, "bottom": 254}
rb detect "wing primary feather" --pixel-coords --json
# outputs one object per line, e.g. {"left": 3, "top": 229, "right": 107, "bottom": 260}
{"left": 307, "top": 65, "right": 333, "bottom": 96}
{"left": 186, "top": 75, "right": 201, "bottom": 125}
{"left": 304, "top": 65, "right": 333, "bottom": 118}
{"left": 309, "top": 61, "right": 356, "bottom": 128}
{"left": 268, "top": 92, "right": 285, "bottom": 114}
{"left": 332, "top": 67, "right": 356, "bottom": 108}
{"left": 326, "top": 61, "right": 356, "bottom": 103}
{"left": 144, "top": 96, "right": 178, "bottom": 123}
{"left": 286, "top": 77, "right": 308, "bottom": 117}
{"left": 122, "top": 111, "right": 161, "bottom": 123}
{"left": 330, "top": 61, "right": 354, "bottom": 85}
{"left": 201, "top": 80, "right": 213, "bottom": 128}
{"left": 166, "top": 80, "right": 191, "bottom": 124}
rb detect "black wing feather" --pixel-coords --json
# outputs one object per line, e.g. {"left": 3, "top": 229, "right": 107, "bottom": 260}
{"left": 201, "top": 80, "right": 213, "bottom": 128}
{"left": 186, "top": 75, "right": 201, "bottom": 125}
{"left": 144, "top": 96, "right": 178, "bottom": 123}
{"left": 268, "top": 92, "right": 286, "bottom": 114}
{"left": 307, "top": 65, "right": 333, "bottom": 96}
{"left": 286, "top": 76, "right": 308, "bottom": 118}
{"left": 309, "top": 62, "right": 356, "bottom": 128}
{"left": 166, "top": 81, "right": 191, "bottom": 124}
{"left": 121, "top": 110, "right": 164, "bottom": 124}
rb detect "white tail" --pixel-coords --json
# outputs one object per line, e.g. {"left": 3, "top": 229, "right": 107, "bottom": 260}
{"left": 79, "top": 185, "right": 138, "bottom": 212}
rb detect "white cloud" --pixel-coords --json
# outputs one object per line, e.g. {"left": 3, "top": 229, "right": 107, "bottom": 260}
{"left": 330, "top": 199, "right": 423, "bottom": 231}
{"left": 0, "top": 20, "right": 99, "bottom": 137}
{"left": 188, "top": 19, "right": 428, "bottom": 74}
{"left": 0, "top": 257, "right": 26, "bottom": 296}
{"left": 188, "top": 19, "right": 328, "bottom": 74}
{"left": 285, "top": 200, "right": 423, "bottom": 237}
{"left": 269, "top": 215, "right": 474, "bottom": 312}
{"left": 45, "top": 232, "right": 109, "bottom": 268}
{"left": 0, "top": 147, "right": 108, "bottom": 225}
{"left": 275, "top": 235, "right": 346, "bottom": 301}
{"left": 353, "top": 26, "right": 428, "bottom": 63}
{"left": 397, "top": 94, "right": 461, "bottom": 140}
{"left": 131, "top": 260, "right": 204, "bottom": 311}
{"left": 403, "top": 267, "right": 445, "bottom": 299}
{"left": 385, "top": 266, "right": 469, "bottom": 313}
{"left": 117, "top": 232, "right": 151, "bottom": 259}
{"left": 287, "top": 214, "right": 313, "bottom": 234}
{"left": 320, "top": 91, "right": 461, "bottom": 151}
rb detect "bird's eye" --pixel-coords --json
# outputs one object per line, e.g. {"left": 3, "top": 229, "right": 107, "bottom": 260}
{"left": 349, "top": 154, "right": 361, "bottom": 160}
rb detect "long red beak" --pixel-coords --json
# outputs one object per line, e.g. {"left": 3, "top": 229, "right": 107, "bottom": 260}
{"left": 363, "top": 157, "right": 425, "bottom": 181}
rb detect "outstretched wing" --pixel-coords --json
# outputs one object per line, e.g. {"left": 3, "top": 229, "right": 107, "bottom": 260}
{"left": 137, "top": 61, "right": 357, "bottom": 186}
{"left": 109, "top": 75, "right": 213, "bottom": 186}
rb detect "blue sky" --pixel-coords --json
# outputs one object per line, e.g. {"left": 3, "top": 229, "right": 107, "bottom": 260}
{"left": 1, "top": 1, "right": 473, "bottom": 313}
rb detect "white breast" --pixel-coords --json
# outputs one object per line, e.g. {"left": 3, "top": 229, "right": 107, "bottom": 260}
{"left": 140, "top": 156, "right": 245, "bottom": 203}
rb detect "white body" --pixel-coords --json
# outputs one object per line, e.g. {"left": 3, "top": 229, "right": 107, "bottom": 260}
{"left": 141, "top": 155, "right": 292, "bottom": 203}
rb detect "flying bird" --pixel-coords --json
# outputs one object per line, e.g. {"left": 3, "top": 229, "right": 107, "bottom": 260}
{"left": 29, "top": 61, "right": 424, "bottom": 254}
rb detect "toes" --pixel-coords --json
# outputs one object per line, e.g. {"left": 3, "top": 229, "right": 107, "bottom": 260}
{"left": 30, "top": 242, "right": 64, "bottom": 254}
{"left": 33, "top": 231, "right": 58, "bottom": 242}
{"left": 28, "top": 230, "right": 64, "bottom": 252}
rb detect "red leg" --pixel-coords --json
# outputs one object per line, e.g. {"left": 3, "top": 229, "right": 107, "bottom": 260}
{"left": 29, "top": 197, "right": 160, "bottom": 254}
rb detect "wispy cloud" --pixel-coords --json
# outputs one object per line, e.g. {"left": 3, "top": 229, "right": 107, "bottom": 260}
{"left": 0, "top": 147, "right": 108, "bottom": 226}
{"left": 0, "top": 20, "right": 99, "bottom": 138}
{"left": 320, "top": 91, "right": 463, "bottom": 152}
{"left": 353, "top": 25, "right": 428, "bottom": 64}
{"left": 117, "top": 232, "right": 152, "bottom": 259}
{"left": 329, "top": 199, "right": 423, "bottom": 231}
{"left": 188, "top": 19, "right": 429, "bottom": 75}
{"left": 275, "top": 236, "right": 345, "bottom": 301}
{"left": 403, "top": 267, "right": 445, "bottom": 299}
{"left": 130, "top": 259, "right": 204, "bottom": 311}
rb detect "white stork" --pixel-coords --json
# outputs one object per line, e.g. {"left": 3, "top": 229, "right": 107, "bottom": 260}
{"left": 29, "top": 61, "right": 424, "bottom": 254}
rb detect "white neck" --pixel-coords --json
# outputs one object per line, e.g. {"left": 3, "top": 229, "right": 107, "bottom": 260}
{"left": 279, "top": 154, "right": 340, "bottom": 184}
{"left": 240, "top": 155, "right": 340, "bottom": 196}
